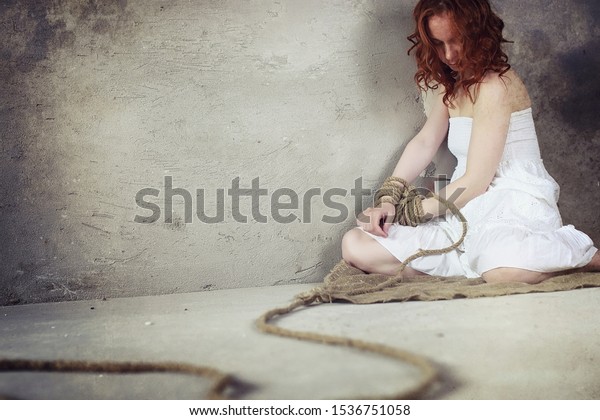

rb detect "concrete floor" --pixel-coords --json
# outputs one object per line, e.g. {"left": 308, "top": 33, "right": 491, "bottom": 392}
{"left": 1, "top": 283, "right": 599, "bottom": 400}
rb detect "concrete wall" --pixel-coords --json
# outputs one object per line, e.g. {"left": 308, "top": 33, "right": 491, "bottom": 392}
{"left": 1, "top": 0, "right": 598, "bottom": 305}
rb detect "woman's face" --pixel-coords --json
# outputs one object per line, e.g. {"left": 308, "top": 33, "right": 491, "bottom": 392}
{"left": 427, "top": 12, "right": 462, "bottom": 71}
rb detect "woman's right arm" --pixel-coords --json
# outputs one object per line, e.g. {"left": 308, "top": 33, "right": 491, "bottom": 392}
{"left": 358, "top": 91, "right": 449, "bottom": 237}
{"left": 391, "top": 90, "right": 450, "bottom": 183}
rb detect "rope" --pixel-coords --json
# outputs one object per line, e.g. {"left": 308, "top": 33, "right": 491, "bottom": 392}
{"left": 349, "top": 177, "right": 468, "bottom": 297}
{"left": 1, "top": 179, "right": 467, "bottom": 400}
{"left": 255, "top": 295, "right": 438, "bottom": 399}
{"left": 255, "top": 179, "right": 468, "bottom": 399}
{"left": 0, "top": 358, "right": 235, "bottom": 399}
{"left": 374, "top": 176, "right": 427, "bottom": 227}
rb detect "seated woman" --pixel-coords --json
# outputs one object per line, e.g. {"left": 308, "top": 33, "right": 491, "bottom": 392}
{"left": 341, "top": 0, "right": 599, "bottom": 284}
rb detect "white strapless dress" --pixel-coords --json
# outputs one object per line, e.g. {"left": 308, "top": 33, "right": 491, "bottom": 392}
{"left": 360, "top": 108, "right": 597, "bottom": 277}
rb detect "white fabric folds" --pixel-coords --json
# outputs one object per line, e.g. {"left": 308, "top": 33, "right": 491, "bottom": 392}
{"left": 360, "top": 108, "right": 597, "bottom": 277}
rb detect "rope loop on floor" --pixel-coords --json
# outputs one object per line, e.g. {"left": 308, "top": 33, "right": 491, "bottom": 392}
{"left": 255, "top": 184, "right": 468, "bottom": 399}
{"left": 1, "top": 181, "right": 467, "bottom": 400}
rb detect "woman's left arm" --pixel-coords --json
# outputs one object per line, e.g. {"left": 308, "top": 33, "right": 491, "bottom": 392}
{"left": 421, "top": 75, "right": 513, "bottom": 218}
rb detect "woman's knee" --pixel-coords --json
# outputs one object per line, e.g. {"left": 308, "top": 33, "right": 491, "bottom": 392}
{"left": 341, "top": 228, "right": 411, "bottom": 275}
{"left": 341, "top": 228, "right": 388, "bottom": 272}
{"left": 341, "top": 228, "right": 367, "bottom": 266}
{"left": 482, "top": 267, "right": 551, "bottom": 284}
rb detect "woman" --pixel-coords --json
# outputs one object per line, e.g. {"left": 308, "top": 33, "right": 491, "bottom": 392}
{"left": 341, "top": 0, "right": 599, "bottom": 284}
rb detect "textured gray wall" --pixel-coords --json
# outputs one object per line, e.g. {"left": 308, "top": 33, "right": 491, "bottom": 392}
{"left": 1, "top": 0, "right": 598, "bottom": 305}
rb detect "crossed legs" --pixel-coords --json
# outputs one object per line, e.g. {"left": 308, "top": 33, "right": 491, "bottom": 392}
{"left": 341, "top": 227, "right": 600, "bottom": 284}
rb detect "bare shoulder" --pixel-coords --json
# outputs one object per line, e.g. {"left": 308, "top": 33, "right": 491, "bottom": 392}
{"left": 478, "top": 69, "right": 531, "bottom": 112}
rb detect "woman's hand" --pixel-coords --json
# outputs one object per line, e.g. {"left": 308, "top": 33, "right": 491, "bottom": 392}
{"left": 356, "top": 202, "right": 396, "bottom": 238}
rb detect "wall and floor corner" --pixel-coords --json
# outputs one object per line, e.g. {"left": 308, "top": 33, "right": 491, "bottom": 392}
{"left": 1, "top": 0, "right": 598, "bottom": 306}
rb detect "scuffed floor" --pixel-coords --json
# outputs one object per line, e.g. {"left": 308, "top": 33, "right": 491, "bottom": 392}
{"left": 0, "top": 283, "right": 598, "bottom": 399}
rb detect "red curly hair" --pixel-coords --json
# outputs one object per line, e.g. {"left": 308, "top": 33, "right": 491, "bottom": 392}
{"left": 407, "top": 0, "right": 511, "bottom": 105}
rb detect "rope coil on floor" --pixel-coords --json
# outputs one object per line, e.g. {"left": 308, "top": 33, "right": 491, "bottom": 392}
{"left": 255, "top": 297, "right": 438, "bottom": 399}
